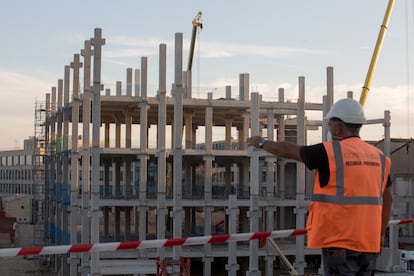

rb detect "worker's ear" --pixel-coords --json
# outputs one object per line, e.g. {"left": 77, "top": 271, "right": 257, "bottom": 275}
{"left": 331, "top": 121, "right": 343, "bottom": 136}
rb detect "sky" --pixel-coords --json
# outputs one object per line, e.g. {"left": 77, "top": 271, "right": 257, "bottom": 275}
{"left": 1, "top": 0, "right": 414, "bottom": 149}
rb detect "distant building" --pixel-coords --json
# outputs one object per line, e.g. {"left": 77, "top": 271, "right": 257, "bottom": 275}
{"left": 2, "top": 194, "right": 32, "bottom": 223}
{"left": 0, "top": 137, "right": 44, "bottom": 224}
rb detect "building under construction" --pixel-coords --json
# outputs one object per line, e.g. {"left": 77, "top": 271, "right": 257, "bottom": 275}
{"left": 38, "top": 28, "right": 411, "bottom": 276}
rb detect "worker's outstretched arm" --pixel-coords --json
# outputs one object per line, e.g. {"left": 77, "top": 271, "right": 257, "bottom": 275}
{"left": 247, "top": 136, "right": 303, "bottom": 162}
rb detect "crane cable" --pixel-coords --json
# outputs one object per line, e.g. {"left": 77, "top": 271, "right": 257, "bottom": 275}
{"left": 197, "top": 19, "right": 201, "bottom": 98}
{"left": 406, "top": 0, "right": 412, "bottom": 140}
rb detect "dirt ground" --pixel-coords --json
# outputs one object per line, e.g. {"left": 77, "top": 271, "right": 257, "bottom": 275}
{"left": 0, "top": 232, "right": 54, "bottom": 276}
{"left": 0, "top": 256, "right": 54, "bottom": 276}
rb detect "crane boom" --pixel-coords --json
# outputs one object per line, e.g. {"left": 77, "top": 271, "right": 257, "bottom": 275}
{"left": 187, "top": 11, "right": 203, "bottom": 72}
{"left": 359, "top": 0, "right": 395, "bottom": 107}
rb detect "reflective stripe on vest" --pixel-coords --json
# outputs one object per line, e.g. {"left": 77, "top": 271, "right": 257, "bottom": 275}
{"left": 312, "top": 140, "right": 385, "bottom": 205}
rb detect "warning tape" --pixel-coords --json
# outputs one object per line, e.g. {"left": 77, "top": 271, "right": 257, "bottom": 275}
{"left": 0, "top": 219, "right": 412, "bottom": 257}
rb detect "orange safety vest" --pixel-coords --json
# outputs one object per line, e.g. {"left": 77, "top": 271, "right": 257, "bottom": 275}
{"left": 306, "top": 137, "right": 391, "bottom": 253}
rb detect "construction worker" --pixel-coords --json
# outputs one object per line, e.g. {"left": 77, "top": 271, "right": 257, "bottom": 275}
{"left": 247, "top": 98, "right": 392, "bottom": 275}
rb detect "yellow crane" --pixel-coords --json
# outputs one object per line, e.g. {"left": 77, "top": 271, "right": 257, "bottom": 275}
{"left": 359, "top": 0, "right": 395, "bottom": 107}
{"left": 187, "top": 11, "right": 203, "bottom": 72}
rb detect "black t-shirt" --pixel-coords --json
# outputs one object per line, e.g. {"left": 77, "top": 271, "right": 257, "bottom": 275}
{"left": 299, "top": 142, "right": 391, "bottom": 188}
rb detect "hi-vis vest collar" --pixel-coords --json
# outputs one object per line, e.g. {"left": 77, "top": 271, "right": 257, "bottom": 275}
{"left": 312, "top": 140, "right": 386, "bottom": 205}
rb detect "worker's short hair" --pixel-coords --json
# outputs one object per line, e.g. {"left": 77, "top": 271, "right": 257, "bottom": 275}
{"left": 331, "top": 117, "right": 362, "bottom": 133}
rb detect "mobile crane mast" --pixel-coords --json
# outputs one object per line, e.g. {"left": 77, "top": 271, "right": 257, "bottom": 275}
{"left": 187, "top": 11, "right": 203, "bottom": 72}
{"left": 359, "top": 0, "right": 395, "bottom": 107}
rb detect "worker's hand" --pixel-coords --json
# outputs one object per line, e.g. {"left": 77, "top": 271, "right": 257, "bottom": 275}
{"left": 380, "top": 235, "right": 385, "bottom": 255}
{"left": 247, "top": 136, "right": 263, "bottom": 148}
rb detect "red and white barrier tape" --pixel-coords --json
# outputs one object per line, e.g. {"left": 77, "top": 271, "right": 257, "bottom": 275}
{"left": 0, "top": 218, "right": 412, "bottom": 257}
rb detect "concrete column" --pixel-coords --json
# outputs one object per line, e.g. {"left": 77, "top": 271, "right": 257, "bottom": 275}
{"left": 184, "top": 161, "right": 192, "bottom": 197}
{"left": 247, "top": 92, "right": 260, "bottom": 275}
{"left": 203, "top": 155, "right": 214, "bottom": 276}
{"left": 125, "top": 111, "right": 132, "bottom": 148}
{"left": 125, "top": 208, "right": 131, "bottom": 240}
{"left": 44, "top": 92, "right": 51, "bottom": 245}
{"left": 241, "top": 113, "right": 249, "bottom": 150}
{"left": 138, "top": 55, "right": 149, "bottom": 249}
{"left": 225, "top": 85, "right": 232, "bottom": 99}
{"left": 295, "top": 76, "right": 307, "bottom": 274}
{"left": 116, "top": 81, "right": 121, "bottom": 96}
{"left": 202, "top": 100, "right": 214, "bottom": 270}
{"left": 266, "top": 108, "right": 276, "bottom": 200}
{"left": 157, "top": 43, "right": 167, "bottom": 259}
{"left": 171, "top": 32, "right": 185, "bottom": 260}
{"left": 157, "top": 94, "right": 167, "bottom": 257}
{"left": 239, "top": 73, "right": 249, "bottom": 101}
{"left": 158, "top": 44, "right": 166, "bottom": 97}
{"left": 70, "top": 53, "right": 82, "bottom": 276}
{"left": 115, "top": 116, "right": 121, "bottom": 148}
{"left": 326, "top": 66, "right": 334, "bottom": 107}
{"left": 225, "top": 163, "right": 231, "bottom": 196}
{"left": 174, "top": 33, "right": 183, "bottom": 89}
{"left": 192, "top": 126, "right": 197, "bottom": 148}
{"left": 265, "top": 108, "right": 276, "bottom": 275}
{"left": 226, "top": 195, "right": 239, "bottom": 275}
{"left": 225, "top": 118, "right": 233, "bottom": 150}
{"left": 323, "top": 67, "right": 334, "bottom": 143}
{"left": 103, "top": 208, "right": 109, "bottom": 239}
{"left": 205, "top": 93, "right": 213, "bottom": 154}
{"left": 183, "top": 70, "right": 192, "bottom": 99}
{"left": 105, "top": 121, "right": 110, "bottom": 147}
{"left": 138, "top": 160, "right": 148, "bottom": 244}
{"left": 80, "top": 39, "right": 92, "bottom": 276}
{"left": 90, "top": 28, "right": 105, "bottom": 275}
{"left": 322, "top": 96, "right": 329, "bottom": 141}
{"left": 384, "top": 110, "right": 400, "bottom": 268}
{"left": 239, "top": 159, "right": 249, "bottom": 200}
{"left": 125, "top": 157, "right": 132, "bottom": 198}
{"left": 184, "top": 113, "right": 193, "bottom": 149}
{"left": 184, "top": 112, "right": 193, "bottom": 210}
{"left": 134, "top": 206, "right": 139, "bottom": 239}
{"left": 61, "top": 65, "right": 71, "bottom": 276}
{"left": 134, "top": 69, "right": 140, "bottom": 97}
{"left": 49, "top": 85, "right": 58, "bottom": 272}
{"left": 104, "top": 162, "right": 111, "bottom": 237}
{"left": 115, "top": 81, "right": 122, "bottom": 149}
{"left": 278, "top": 88, "right": 286, "bottom": 229}
{"left": 115, "top": 206, "right": 121, "bottom": 241}
{"left": 55, "top": 79, "right": 63, "bottom": 258}
{"left": 126, "top": 68, "right": 132, "bottom": 96}
{"left": 141, "top": 57, "right": 147, "bottom": 98}
{"left": 240, "top": 112, "right": 250, "bottom": 198}
{"left": 115, "top": 159, "right": 121, "bottom": 198}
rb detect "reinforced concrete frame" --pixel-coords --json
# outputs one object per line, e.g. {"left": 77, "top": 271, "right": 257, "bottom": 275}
{"left": 42, "top": 28, "right": 392, "bottom": 276}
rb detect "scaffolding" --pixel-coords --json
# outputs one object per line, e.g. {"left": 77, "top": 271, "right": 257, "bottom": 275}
{"left": 33, "top": 100, "right": 46, "bottom": 226}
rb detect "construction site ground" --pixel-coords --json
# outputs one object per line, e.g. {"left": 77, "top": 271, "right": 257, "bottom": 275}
{"left": 0, "top": 256, "right": 54, "bottom": 276}
{"left": 0, "top": 233, "right": 54, "bottom": 276}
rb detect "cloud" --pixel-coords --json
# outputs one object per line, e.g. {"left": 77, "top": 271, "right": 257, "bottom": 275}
{"left": 104, "top": 35, "right": 333, "bottom": 59}
{"left": 0, "top": 70, "right": 51, "bottom": 149}
{"left": 198, "top": 41, "right": 333, "bottom": 59}
{"left": 0, "top": 70, "right": 51, "bottom": 99}
{"left": 110, "top": 36, "right": 171, "bottom": 48}
{"left": 200, "top": 76, "right": 413, "bottom": 139}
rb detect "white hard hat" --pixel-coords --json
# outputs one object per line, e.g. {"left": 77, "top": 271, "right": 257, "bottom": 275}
{"left": 325, "top": 98, "right": 366, "bottom": 124}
